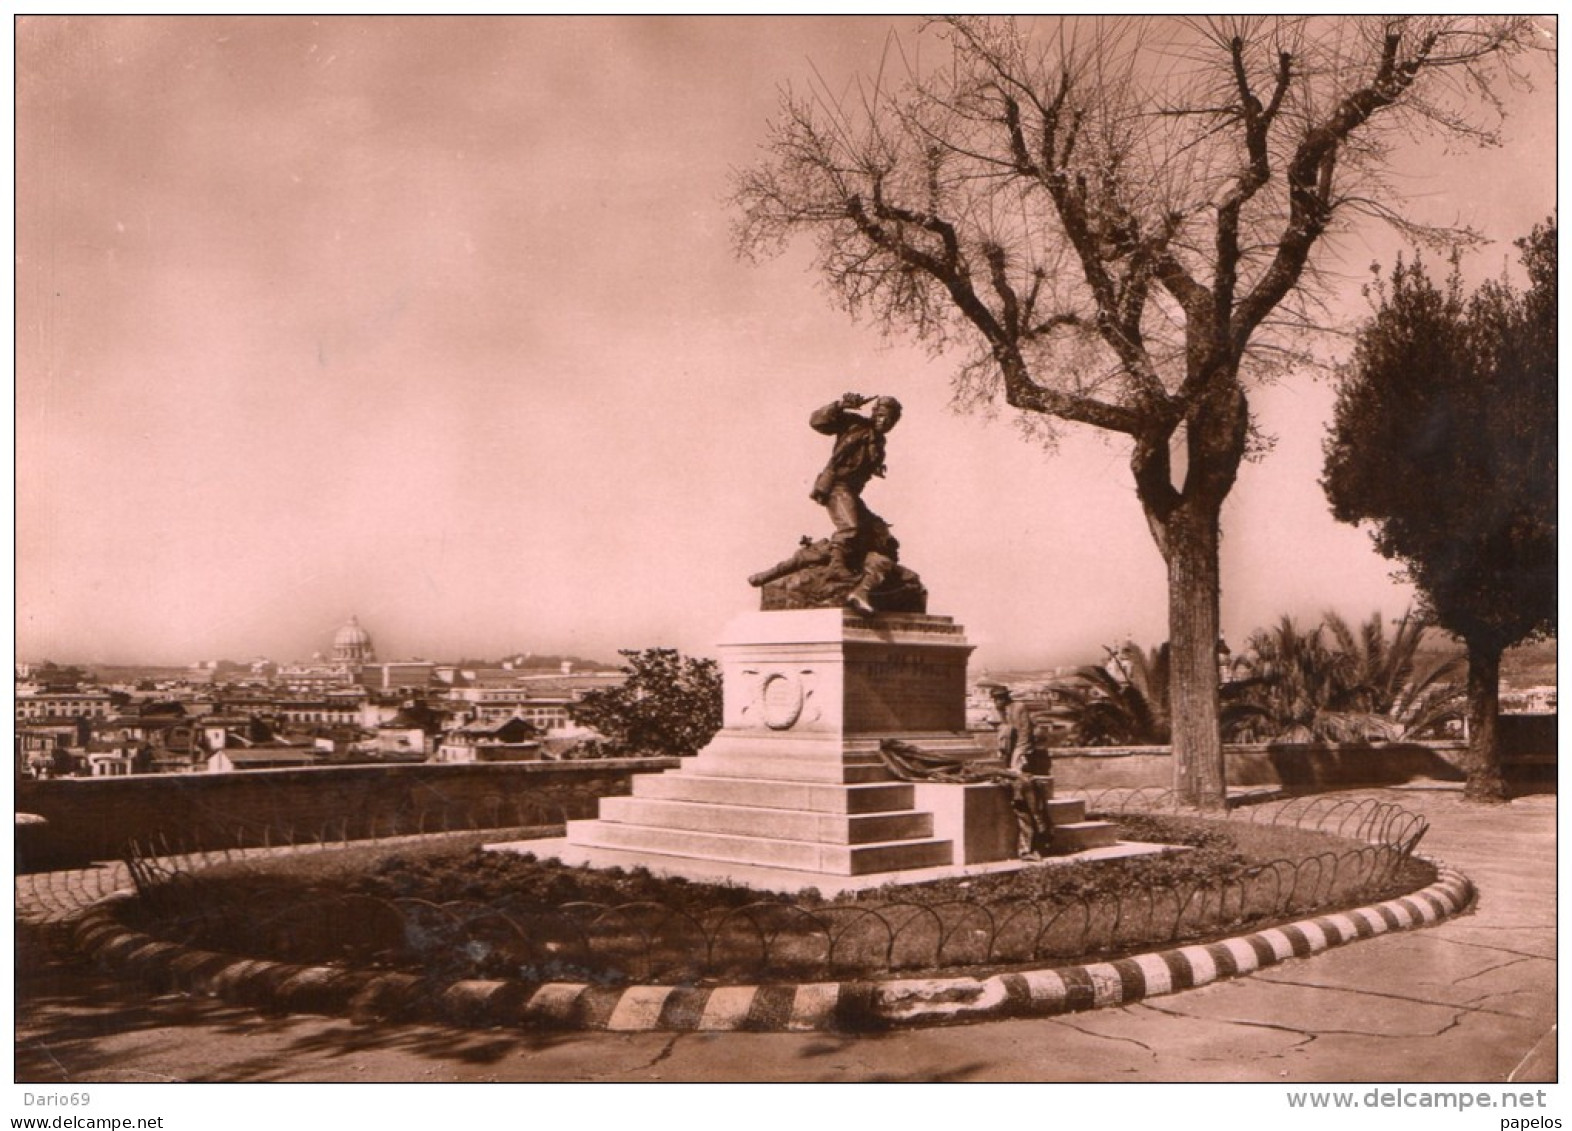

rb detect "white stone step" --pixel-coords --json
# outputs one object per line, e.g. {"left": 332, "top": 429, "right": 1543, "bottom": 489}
{"left": 1051, "top": 821, "right": 1119, "bottom": 851}
{"left": 686, "top": 750, "right": 893, "bottom": 783}
{"left": 566, "top": 819, "right": 954, "bottom": 876}
{"left": 632, "top": 772, "right": 916, "bottom": 814}
{"left": 597, "top": 796, "right": 932, "bottom": 845}
{"left": 841, "top": 734, "right": 992, "bottom": 757}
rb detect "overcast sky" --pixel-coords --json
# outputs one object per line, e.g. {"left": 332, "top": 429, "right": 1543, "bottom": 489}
{"left": 15, "top": 16, "right": 1557, "bottom": 671}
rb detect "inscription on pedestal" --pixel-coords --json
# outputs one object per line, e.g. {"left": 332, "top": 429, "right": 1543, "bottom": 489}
{"left": 850, "top": 615, "right": 965, "bottom": 638}
{"left": 718, "top": 610, "right": 973, "bottom": 737}
{"left": 845, "top": 646, "right": 967, "bottom": 733}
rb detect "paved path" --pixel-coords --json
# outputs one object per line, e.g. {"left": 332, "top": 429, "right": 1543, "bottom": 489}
{"left": 14, "top": 790, "right": 1555, "bottom": 1083}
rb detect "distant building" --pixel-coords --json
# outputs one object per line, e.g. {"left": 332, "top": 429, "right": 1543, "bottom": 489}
{"left": 274, "top": 660, "right": 356, "bottom": 690}
{"left": 434, "top": 717, "right": 541, "bottom": 763}
{"left": 443, "top": 684, "right": 580, "bottom": 733}
{"left": 359, "top": 661, "right": 436, "bottom": 692}
{"left": 277, "top": 700, "right": 363, "bottom": 727}
{"left": 198, "top": 717, "right": 255, "bottom": 753}
{"left": 85, "top": 739, "right": 140, "bottom": 777}
{"left": 374, "top": 719, "right": 431, "bottom": 760}
{"left": 268, "top": 616, "right": 380, "bottom": 690}
{"left": 438, "top": 670, "right": 622, "bottom": 736}
{"left": 216, "top": 693, "right": 284, "bottom": 719}
{"left": 1502, "top": 686, "right": 1557, "bottom": 714}
{"left": 16, "top": 723, "right": 85, "bottom": 777}
{"left": 206, "top": 742, "right": 322, "bottom": 772}
{"left": 14, "top": 690, "right": 114, "bottom": 723}
{"left": 332, "top": 615, "right": 376, "bottom": 666}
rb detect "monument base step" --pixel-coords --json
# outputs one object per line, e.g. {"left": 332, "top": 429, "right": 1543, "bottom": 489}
{"left": 685, "top": 752, "right": 893, "bottom": 784}
{"left": 489, "top": 836, "right": 1186, "bottom": 896}
{"left": 1043, "top": 798, "right": 1086, "bottom": 824}
{"left": 633, "top": 772, "right": 917, "bottom": 814}
{"left": 597, "top": 795, "right": 933, "bottom": 844}
{"left": 1051, "top": 820, "right": 1120, "bottom": 851}
{"left": 566, "top": 819, "right": 954, "bottom": 875}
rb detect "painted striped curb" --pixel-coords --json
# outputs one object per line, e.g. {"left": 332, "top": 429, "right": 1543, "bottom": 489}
{"left": 67, "top": 861, "right": 1474, "bottom": 1032}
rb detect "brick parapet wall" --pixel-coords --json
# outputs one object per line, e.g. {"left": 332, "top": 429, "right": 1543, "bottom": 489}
{"left": 16, "top": 758, "right": 678, "bottom": 866}
{"left": 16, "top": 719, "right": 1555, "bottom": 866}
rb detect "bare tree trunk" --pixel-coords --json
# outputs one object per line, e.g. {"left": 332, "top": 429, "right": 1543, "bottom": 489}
{"left": 1165, "top": 503, "right": 1227, "bottom": 811}
{"left": 1464, "top": 638, "right": 1507, "bottom": 803}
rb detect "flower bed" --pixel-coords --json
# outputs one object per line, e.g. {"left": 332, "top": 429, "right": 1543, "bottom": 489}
{"left": 119, "top": 809, "right": 1435, "bottom": 987}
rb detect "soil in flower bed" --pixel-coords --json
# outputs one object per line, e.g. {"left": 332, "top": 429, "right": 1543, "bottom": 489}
{"left": 121, "top": 815, "right": 1435, "bottom": 986}
{"left": 342, "top": 814, "right": 1386, "bottom": 908}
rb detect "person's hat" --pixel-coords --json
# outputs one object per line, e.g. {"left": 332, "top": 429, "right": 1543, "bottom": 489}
{"left": 870, "top": 396, "right": 903, "bottom": 426}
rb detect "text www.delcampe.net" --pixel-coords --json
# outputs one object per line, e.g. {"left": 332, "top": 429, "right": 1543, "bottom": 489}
{"left": 1287, "top": 1089, "right": 1554, "bottom": 1116}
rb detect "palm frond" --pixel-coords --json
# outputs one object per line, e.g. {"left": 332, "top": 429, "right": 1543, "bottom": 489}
{"left": 1224, "top": 608, "right": 1465, "bottom": 744}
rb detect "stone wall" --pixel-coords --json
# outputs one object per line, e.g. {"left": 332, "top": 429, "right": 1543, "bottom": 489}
{"left": 1498, "top": 713, "right": 1557, "bottom": 788}
{"left": 16, "top": 719, "right": 1554, "bottom": 869}
{"left": 1047, "top": 741, "right": 1468, "bottom": 793}
{"left": 1049, "top": 735, "right": 1556, "bottom": 794}
{"left": 1499, "top": 713, "right": 1556, "bottom": 760}
{"left": 15, "top": 757, "right": 677, "bottom": 868}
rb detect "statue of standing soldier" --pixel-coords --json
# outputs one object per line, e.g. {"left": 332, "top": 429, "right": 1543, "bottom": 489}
{"left": 808, "top": 392, "right": 902, "bottom": 615}
{"left": 748, "top": 392, "right": 926, "bottom": 614}
{"left": 986, "top": 683, "right": 1055, "bottom": 859}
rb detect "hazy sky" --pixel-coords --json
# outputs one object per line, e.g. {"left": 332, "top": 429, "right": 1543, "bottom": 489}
{"left": 15, "top": 16, "right": 1557, "bottom": 670}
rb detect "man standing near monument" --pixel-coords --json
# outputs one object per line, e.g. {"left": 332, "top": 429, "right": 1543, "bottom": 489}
{"left": 987, "top": 683, "right": 1054, "bottom": 858}
{"left": 809, "top": 392, "right": 902, "bottom": 615}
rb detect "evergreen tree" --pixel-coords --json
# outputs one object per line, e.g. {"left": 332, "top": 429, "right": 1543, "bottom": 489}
{"left": 1323, "top": 222, "right": 1556, "bottom": 800}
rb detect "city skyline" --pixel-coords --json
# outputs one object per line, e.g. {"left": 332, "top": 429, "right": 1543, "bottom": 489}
{"left": 17, "top": 609, "right": 623, "bottom": 671}
{"left": 17, "top": 16, "right": 1557, "bottom": 670}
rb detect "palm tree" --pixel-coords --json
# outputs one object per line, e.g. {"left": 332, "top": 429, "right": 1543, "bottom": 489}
{"left": 1222, "top": 617, "right": 1344, "bottom": 743}
{"left": 1321, "top": 610, "right": 1466, "bottom": 738}
{"left": 1223, "top": 611, "right": 1465, "bottom": 743}
{"left": 1048, "top": 644, "right": 1171, "bottom": 747}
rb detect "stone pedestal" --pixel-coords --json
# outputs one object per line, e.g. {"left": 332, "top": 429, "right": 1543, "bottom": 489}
{"left": 546, "top": 608, "right": 1126, "bottom": 886}
{"left": 909, "top": 785, "right": 1118, "bottom": 861}
{"left": 694, "top": 608, "right": 975, "bottom": 775}
{"left": 564, "top": 610, "right": 999, "bottom": 876}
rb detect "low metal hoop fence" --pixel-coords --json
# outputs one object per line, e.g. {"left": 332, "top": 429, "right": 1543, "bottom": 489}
{"left": 119, "top": 791, "right": 1435, "bottom": 985}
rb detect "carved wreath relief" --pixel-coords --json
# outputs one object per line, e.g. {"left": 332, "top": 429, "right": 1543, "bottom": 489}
{"left": 737, "top": 667, "right": 820, "bottom": 731}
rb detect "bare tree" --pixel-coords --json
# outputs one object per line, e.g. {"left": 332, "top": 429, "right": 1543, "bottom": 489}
{"left": 733, "top": 16, "right": 1542, "bottom": 809}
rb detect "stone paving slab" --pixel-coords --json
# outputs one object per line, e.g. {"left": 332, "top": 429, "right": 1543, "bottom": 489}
{"left": 1249, "top": 931, "right": 1556, "bottom": 1015}
{"left": 1147, "top": 971, "right": 1476, "bottom": 1040}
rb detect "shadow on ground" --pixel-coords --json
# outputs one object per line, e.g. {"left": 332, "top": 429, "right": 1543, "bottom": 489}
{"left": 17, "top": 923, "right": 988, "bottom": 1083}
{"left": 16, "top": 923, "right": 582, "bottom": 1083}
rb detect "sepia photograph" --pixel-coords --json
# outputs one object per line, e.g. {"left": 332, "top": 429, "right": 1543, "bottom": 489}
{"left": 12, "top": 12, "right": 1558, "bottom": 1113}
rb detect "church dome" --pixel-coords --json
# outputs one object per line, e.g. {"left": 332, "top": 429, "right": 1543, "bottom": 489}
{"left": 331, "top": 615, "right": 375, "bottom": 664}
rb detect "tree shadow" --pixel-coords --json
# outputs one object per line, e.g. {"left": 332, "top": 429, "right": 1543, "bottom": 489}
{"left": 15, "top": 922, "right": 597, "bottom": 1083}
{"left": 19, "top": 921, "right": 999, "bottom": 1082}
{"left": 788, "top": 1033, "right": 990, "bottom": 1082}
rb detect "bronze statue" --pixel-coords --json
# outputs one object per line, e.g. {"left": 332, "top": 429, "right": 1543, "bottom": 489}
{"left": 748, "top": 393, "right": 926, "bottom": 614}
{"left": 986, "top": 683, "right": 1055, "bottom": 859}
